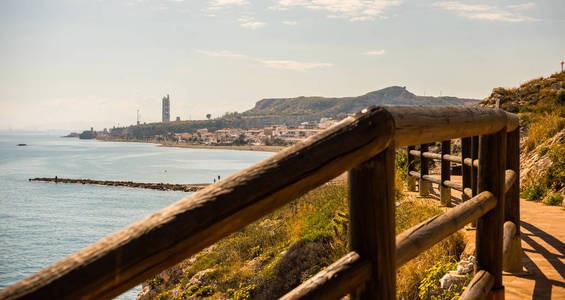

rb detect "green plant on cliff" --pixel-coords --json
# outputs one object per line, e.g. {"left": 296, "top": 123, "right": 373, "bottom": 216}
{"left": 544, "top": 143, "right": 565, "bottom": 191}
{"left": 148, "top": 161, "right": 465, "bottom": 300}
{"left": 417, "top": 261, "right": 472, "bottom": 300}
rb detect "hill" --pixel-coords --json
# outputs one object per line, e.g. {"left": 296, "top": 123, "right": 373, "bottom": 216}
{"left": 245, "top": 86, "right": 478, "bottom": 120}
{"left": 110, "top": 87, "right": 478, "bottom": 138}
{"left": 479, "top": 71, "right": 565, "bottom": 206}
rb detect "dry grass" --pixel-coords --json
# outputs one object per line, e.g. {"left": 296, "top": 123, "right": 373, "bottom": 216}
{"left": 526, "top": 112, "right": 565, "bottom": 151}
{"left": 149, "top": 178, "right": 465, "bottom": 300}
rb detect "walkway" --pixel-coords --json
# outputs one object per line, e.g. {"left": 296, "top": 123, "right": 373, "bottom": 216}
{"left": 415, "top": 179, "right": 565, "bottom": 299}
{"left": 503, "top": 199, "right": 565, "bottom": 300}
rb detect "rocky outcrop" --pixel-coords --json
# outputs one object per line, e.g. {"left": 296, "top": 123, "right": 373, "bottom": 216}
{"left": 520, "top": 128, "right": 565, "bottom": 187}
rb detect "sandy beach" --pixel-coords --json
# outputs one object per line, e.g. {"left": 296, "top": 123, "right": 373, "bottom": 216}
{"left": 96, "top": 137, "right": 286, "bottom": 152}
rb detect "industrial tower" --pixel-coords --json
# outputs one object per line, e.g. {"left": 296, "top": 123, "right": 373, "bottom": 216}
{"left": 162, "top": 94, "right": 170, "bottom": 122}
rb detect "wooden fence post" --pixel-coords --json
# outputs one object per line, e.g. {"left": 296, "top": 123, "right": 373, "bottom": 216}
{"left": 462, "top": 137, "right": 472, "bottom": 202}
{"left": 471, "top": 136, "right": 479, "bottom": 228}
{"left": 441, "top": 140, "right": 451, "bottom": 206}
{"left": 504, "top": 128, "right": 522, "bottom": 272}
{"left": 477, "top": 130, "right": 507, "bottom": 299}
{"left": 419, "top": 144, "right": 430, "bottom": 197}
{"left": 407, "top": 146, "right": 416, "bottom": 192}
{"left": 349, "top": 147, "right": 396, "bottom": 299}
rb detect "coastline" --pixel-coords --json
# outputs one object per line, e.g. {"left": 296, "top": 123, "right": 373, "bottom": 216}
{"left": 95, "top": 137, "right": 286, "bottom": 153}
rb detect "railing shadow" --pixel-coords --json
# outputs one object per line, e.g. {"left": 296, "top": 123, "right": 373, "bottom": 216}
{"left": 509, "top": 221, "right": 565, "bottom": 300}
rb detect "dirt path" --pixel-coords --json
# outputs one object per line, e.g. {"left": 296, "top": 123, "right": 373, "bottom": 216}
{"left": 503, "top": 199, "right": 565, "bottom": 300}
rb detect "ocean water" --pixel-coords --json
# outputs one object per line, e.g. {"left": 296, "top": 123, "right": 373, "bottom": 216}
{"left": 0, "top": 134, "right": 272, "bottom": 299}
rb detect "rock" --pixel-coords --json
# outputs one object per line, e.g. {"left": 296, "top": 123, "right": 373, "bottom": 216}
{"left": 456, "top": 261, "right": 474, "bottom": 274}
{"left": 551, "top": 82, "right": 564, "bottom": 91}
{"left": 492, "top": 87, "right": 506, "bottom": 95}
{"left": 246, "top": 258, "right": 265, "bottom": 273}
{"left": 136, "top": 285, "right": 157, "bottom": 300}
{"left": 186, "top": 268, "right": 213, "bottom": 287}
{"left": 440, "top": 271, "right": 467, "bottom": 289}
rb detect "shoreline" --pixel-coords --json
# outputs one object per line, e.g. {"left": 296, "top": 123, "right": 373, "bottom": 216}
{"left": 95, "top": 137, "right": 286, "bottom": 153}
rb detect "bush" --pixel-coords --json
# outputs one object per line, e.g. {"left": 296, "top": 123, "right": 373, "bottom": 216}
{"left": 544, "top": 144, "right": 565, "bottom": 190}
{"left": 538, "top": 146, "right": 550, "bottom": 156}
{"left": 418, "top": 261, "right": 471, "bottom": 300}
{"left": 521, "top": 183, "right": 546, "bottom": 201}
{"left": 543, "top": 193, "right": 563, "bottom": 206}
{"left": 557, "top": 91, "right": 565, "bottom": 104}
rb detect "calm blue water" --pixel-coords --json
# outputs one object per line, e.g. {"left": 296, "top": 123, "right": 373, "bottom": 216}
{"left": 0, "top": 134, "right": 272, "bottom": 299}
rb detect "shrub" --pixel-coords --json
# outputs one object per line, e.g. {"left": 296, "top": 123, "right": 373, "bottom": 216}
{"left": 544, "top": 144, "right": 565, "bottom": 190}
{"left": 538, "top": 146, "right": 550, "bottom": 156}
{"left": 418, "top": 261, "right": 471, "bottom": 300}
{"left": 543, "top": 193, "right": 563, "bottom": 206}
{"left": 557, "top": 91, "right": 565, "bottom": 104}
{"left": 521, "top": 183, "right": 546, "bottom": 201}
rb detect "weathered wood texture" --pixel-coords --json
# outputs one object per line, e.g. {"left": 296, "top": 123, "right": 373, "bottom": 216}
{"left": 459, "top": 270, "right": 494, "bottom": 300}
{"left": 441, "top": 140, "right": 451, "bottom": 206}
{"left": 504, "top": 170, "right": 517, "bottom": 193}
{"left": 477, "top": 129, "right": 507, "bottom": 289}
{"left": 0, "top": 107, "right": 396, "bottom": 300}
{"left": 408, "top": 172, "right": 462, "bottom": 192}
{"left": 502, "top": 221, "right": 517, "bottom": 271}
{"left": 463, "top": 158, "right": 479, "bottom": 168}
{"left": 419, "top": 144, "right": 430, "bottom": 197}
{"left": 396, "top": 191, "right": 496, "bottom": 267}
{"left": 470, "top": 135, "right": 480, "bottom": 228}
{"left": 408, "top": 150, "right": 462, "bottom": 164}
{"left": 386, "top": 106, "right": 518, "bottom": 147}
{"left": 504, "top": 128, "right": 522, "bottom": 272}
{"left": 281, "top": 252, "right": 371, "bottom": 300}
{"left": 348, "top": 147, "right": 396, "bottom": 300}
{"left": 407, "top": 146, "right": 416, "bottom": 192}
{"left": 462, "top": 137, "right": 472, "bottom": 201}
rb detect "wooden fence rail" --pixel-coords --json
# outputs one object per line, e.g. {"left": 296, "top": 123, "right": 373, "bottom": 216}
{"left": 0, "top": 106, "right": 521, "bottom": 300}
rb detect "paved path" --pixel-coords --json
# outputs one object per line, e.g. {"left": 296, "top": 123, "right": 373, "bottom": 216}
{"left": 503, "top": 199, "right": 565, "bottom": 300}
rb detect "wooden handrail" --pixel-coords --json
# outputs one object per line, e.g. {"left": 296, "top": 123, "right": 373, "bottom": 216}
{"left": 0, "top": 107, "right": 395, "bottom": 300}
{"left": 396, "top": 191, "right": 496, "bottom": 267}
{"left": 460, "top": 270, "right": 494, "bottom": 300}
{"left": 387, "top": 106, "right": 518, "bottom": 147}
{"left": 502, "top": 221, "right": 517, "bottom": 269}
{"left": 408, "top": 171, "right": 463, "bottom": 192}
{"left": 0, "top": 106, "right": 521, "bottom": 300}
{"left": 280, "top": 252, "right": 371, "bottom": 300}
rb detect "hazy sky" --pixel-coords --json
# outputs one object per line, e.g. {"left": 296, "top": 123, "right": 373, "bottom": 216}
{"left": 1, "top": 0, "right": 564, "bottom": 131}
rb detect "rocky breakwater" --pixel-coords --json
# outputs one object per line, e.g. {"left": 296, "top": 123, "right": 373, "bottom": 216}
{"left": 29, "top": 177, "right": 209, "bottom": 192}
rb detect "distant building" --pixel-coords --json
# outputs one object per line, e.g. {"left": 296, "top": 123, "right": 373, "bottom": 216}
{"left": 162, "top": 94, "right": 170, "bottom": 122}
{"left": 176, "top": 116, "right": 181, "bottom": 121}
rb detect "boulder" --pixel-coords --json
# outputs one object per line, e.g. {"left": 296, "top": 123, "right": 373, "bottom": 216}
{"left": 551, "top": 82, "right": 564, "bottom": 91}
{"left": 440, "top": 271, "right": 467, "bottom": 289}
{"left": 136, "top": 285, "right": 157, "bottom": 300}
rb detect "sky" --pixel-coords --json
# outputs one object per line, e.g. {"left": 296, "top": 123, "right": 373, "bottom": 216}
{"left": 0, "top": 0, "right": 564, "bottom": 131}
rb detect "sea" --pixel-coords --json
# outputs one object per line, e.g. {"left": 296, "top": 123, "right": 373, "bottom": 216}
{"left": 0, "top": 134, "right": 272, "bottom": 299}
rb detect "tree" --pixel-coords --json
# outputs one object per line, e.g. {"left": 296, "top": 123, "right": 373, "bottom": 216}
{"left": 206, "top": 114, "right": 212, "bottom": 120}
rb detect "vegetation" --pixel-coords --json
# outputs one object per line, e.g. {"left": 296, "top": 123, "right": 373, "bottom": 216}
{"left": 417, "top": 261, "right": 472, "bottom": 300}
{"left": 147, "top": 170, "right": 465, "bottom": 299}
{"left": 483, "top": 71, "right": 565, "bottom": 206}
{"left": 521, "top": 183, "right": 546, "bottom": 201}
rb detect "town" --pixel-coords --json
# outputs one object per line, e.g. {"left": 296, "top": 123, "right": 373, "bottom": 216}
{"left": 73, "top": 94, "right": 344, "bottom": 146}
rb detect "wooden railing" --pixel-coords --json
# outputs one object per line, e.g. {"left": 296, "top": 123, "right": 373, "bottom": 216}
{"left": 0, "top": 106, "right": 522, "bottom": 300}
